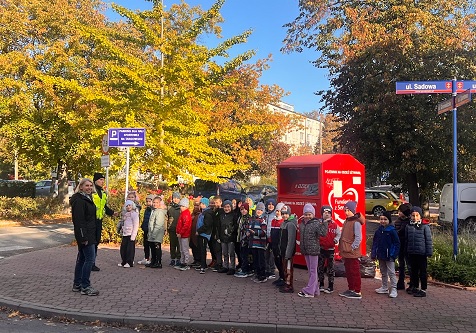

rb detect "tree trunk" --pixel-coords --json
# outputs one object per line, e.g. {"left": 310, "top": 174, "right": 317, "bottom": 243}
{"left": 406, "top": 172, "right": 420, "bottom": 206}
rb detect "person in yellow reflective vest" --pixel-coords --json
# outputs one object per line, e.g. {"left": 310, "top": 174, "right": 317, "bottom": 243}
{"left": 91, "top": 172, "right": 115, "bottom": 271}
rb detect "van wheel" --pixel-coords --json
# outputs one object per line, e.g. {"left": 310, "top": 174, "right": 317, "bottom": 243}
{"left": 372, "top": 206, "right": 385, "bottom": 217}
{"left": 463, "top": 217, "right": 476, "bottom": 232}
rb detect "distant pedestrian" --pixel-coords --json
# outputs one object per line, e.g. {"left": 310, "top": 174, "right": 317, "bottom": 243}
{"left": 395, "top": 203, "right": 412, "bottom": 290}
{"left": 297, "top": 203, "right": 327, "bottom": 298}
{"left": 118, "top": 200, "right": 139, "bottom": 268}
{"left": 91, "top": 172, "right": 115, "bottom": 272}
{"left": 338, "top": 201, "right": 365, "bottom": 299}
{"left": 405, "top": 206, "right": 433, "bottom": 297}
{"left": 176, "top": 197, "right": 192, "bottom": 271}
{"left": 371, "top": 211, "right": 400, "bottom": 298}
{"left": 146, "top": 197, "right": 167, "bottom": 269}
{"left": 278, "top": 205, "right": 298, "bottom": 293}
{"left": 138, "top": 194, "right": 155, "bottom": 265}
{"left": 318, "top": 205, "right": 341, "bottom": 294}
{"left": 71, "top": 178, "right": 99, "bottom": 296}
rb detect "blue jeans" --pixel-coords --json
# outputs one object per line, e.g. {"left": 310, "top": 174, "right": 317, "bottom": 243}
{"left": 74, "top": 243, "right": 96, "bottom": 289}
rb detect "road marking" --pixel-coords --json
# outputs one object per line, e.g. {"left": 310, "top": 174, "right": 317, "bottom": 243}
{"left": 0, "top": 246, "right": 33, "bottom": 252}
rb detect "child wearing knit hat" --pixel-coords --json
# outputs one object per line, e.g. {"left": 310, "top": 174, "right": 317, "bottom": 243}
{"left": 318, "top": 205, "right": 341, "bottom": 294}
{"left": 175, "top": 197, "right": 192, "bottom": 271}
{"left": 395, "top": 203, "right": 412, "bottom": 289}
{"left": 297, "top": 203, "right": 328, "bottom": 298}
{"left": 118, "top": 200, "right": 140, "bottom": 268}
{"left": 248, "top": 202, "right": 268, "bottom": 283}
{"left": 405, "top": 206, "right": 433, "bottom": 297}
{"left": 338, "top": 201, "right": 365, "bottom": 299}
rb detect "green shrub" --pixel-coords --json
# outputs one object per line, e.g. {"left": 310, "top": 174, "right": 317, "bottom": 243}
{"left": 0, "top": 196, "right": 63, "bottom": 219}
{"left": 428, "top": 228, "right": 476, "bottom": 286}
{"left": 0, "top": 180, "right": 35, "bottom": 198}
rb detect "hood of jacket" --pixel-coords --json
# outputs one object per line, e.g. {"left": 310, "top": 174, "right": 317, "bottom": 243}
{"left": 69, "top": 192, "right": 92, "bottom": 206}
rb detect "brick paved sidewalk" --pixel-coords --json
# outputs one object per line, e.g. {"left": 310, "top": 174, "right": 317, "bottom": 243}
{"left": 0, "top": 245, "right": 475, "bottom": 333}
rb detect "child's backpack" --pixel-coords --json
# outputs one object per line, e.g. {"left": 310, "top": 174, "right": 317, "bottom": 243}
{"left": 196, "top": 212, "right": 205, "bottom": 230}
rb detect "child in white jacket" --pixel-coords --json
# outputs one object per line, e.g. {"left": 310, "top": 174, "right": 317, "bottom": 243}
{"left": 118, "top": 200, "right": 139, "bottom": 268}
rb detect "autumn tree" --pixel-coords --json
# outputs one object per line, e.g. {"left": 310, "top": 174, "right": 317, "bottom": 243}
{"left": 284, "top": 0, "right": 476, "bottom": 204}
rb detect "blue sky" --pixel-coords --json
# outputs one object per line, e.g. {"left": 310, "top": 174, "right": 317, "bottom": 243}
{"left": 104, "top": 0, "right": 329, "bottom": 114}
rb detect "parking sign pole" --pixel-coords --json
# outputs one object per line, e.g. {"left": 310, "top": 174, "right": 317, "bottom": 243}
{"left": 452, "top": 79, "right": 458, "bottom": 259}
{"left": 125, "top": 147, "right": 130, "bottom": 203}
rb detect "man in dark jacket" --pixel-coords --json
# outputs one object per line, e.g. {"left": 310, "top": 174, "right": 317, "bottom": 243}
{"left": 70, "top": 178, "right": 99, "bottom": 296}
{"left": 196, "top": 198, "right": 214, "bottom": 274}
{"left": 91, "top": 172, "right": 114, "bottom": 271}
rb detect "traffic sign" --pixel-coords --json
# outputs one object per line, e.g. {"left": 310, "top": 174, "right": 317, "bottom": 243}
{"left": 455, "top": 89, "right": 471, "bottom": 108}
{"left": 108, "top": 128, "right": 146, "bottom": 147}
{"left": 101, "top": 135, "right": 109, "bottom": 154}
{"left": 396, "top": 80, "right": 476, "bottom": 94}
{"left": 101, "top": 154, "right": 110, "bottom": 168}
{"left": 437, "top": 98, "right": 453, "bottom": 115}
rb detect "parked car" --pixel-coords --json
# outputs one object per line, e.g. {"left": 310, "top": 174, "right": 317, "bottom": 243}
{"left": 365, "top": 189, "right": 402, "bottom": 216}
{"left": 194, "top": 179, "right": 246, "bottom": 202}
{"left": 35, "top": 179, "right": 76, "bottom": 197}
{"left": 439, "top": 183, "right": 476, "bottom": 230}
{"left": 245, "top": 185, "right": 277, "bottom": 204}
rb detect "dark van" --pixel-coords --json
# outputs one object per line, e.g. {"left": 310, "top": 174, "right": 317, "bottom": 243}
{"left": 194, "top": 179, "right": 246, "bottom": 202}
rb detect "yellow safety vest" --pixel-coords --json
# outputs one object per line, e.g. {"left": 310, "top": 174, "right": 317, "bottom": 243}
{"left": 92, "top": 191, "right": 108, "bottom": 220}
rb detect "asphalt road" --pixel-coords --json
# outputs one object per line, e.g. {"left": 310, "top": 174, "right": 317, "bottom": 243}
{"left": 0, "top": 223, "right": 74, "bottom": 259}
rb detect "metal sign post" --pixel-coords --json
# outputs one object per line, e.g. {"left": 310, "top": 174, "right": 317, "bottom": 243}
{"left": 107, "top": 128, "right": 146, "bottom": 202}
{"left": 396, "top": 79, "right": 473, "bottom": 258}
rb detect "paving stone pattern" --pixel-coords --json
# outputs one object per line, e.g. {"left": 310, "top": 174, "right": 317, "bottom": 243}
{"left": 0, "top": 245, "right": 475, "bottom": 333}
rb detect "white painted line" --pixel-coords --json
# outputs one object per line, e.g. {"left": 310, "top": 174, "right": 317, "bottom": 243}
{"left": 0, "top": 245, "right": 33, "bottom": 252}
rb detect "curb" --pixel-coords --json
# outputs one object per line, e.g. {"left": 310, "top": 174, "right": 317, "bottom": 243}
{"left": 0, "top": 296, "right": 448, "bottom": 333}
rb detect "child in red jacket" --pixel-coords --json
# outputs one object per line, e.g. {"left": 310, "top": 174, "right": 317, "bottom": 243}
{"left": 176, "top": 198, "right": 192, "bottom": 271}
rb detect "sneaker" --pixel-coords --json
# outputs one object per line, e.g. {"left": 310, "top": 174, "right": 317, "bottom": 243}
{"left": 169, "top": 260, "right": 175, "bottom": 266}
{"left": 319, "top": 286, "right": 325, "bottom": 292}
{"left": 344, "top": 291, "right": 362, "bottom": 299}
{"left": 413, "top": 289, "right": 426, "bottom": 297}
{"left": 81, "top": 286, "right": 99, "bottom": 296}
{"left": 150, "top": 263, "right": 162, "bottom": 268}
{"left": 323, "top": 287, "right": 334, "bottom": 294}
{"left": 138, "top": 259, "right": 150, "bottom": 265}
{"left": 174, "top": 264, "right": 184, "bottom": 270}
{"left": 72, "top": 284, "right": 81, "bottom": 292}
{"left": 91, "top": 265, "right": 100, "bottom": 272}
{"left": 273, "top": 278, "right": 285, "bottom": 286}
{"left": 375, "top": 287, "right": 389, "bottom": 294}
{"left": 218, "top": 267, "right": 228, "bottom": 273}
{"left": 339, "top": 290, "right": 353, "bottom": 297}
{"left": 174, "top": 260, "right": 181, "bottom": 267}
{"left": 254, "top": 277, "right": 268, "bottom": 283}
{"left": 274, "top": 279, "right": 286, "bottom": 287}
{"left": 389, "top": 289, "right": 398, "bottom": 298}
{"left": 179, "top": 265, "right": 190, "bottom": 271}
{"left": 234, "top": 271, "right": 247, "bottom": 278}
{"left": 279, "top": 285, "right": 294, "bottom": 293}
{"left": 195, "top": 266, "right": 203, "bottom": 271}
{"left": 226, "top": 269, "right": 236, "bottom": 275}
{"left": 298, "top": 291, "right": 315, "bottom": 298}
{"left": 406, "top": 287, "right": 417, "bottom": 295}
{"left": 123, "top": 263, "right": 131, "bottom": 268}
{"left": 199, "top": 268, "right": 206, "bottom": 274}
{"left": 212, "top": 264, "right": 222, "bottom": 272}
{"left": 268, "top": 274, "right": 276, "bottom": 279}
{"left": 117, "top": 263, "right": 124, "bottom": 267}
{"left": 245, "top": 272, "right": 254, "bottom": 277}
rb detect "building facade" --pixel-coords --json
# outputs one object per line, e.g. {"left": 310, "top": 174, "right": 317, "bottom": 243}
{"left": 268, "top": 102, "right": 323, "bottom": 154}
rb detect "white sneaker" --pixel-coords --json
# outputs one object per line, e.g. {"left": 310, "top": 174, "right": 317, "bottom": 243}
{"left": 389, "top": 289, "right": 398, "bottom": 298}
{"left": 123, "top": 263, "right": 131, "bottom": 268}
{"left": 138, "top": 259, "right": 150, "bottom": 265}
{"left": 375, "top": 287, "right": 389, "bottom": 294}
{"left": 117, "top": 263, "right": 123, "bottom": 267}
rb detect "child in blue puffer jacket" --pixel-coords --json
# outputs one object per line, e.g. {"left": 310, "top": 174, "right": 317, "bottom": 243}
{"left": 371, "top": 211, "right": 400, "bottom": 298}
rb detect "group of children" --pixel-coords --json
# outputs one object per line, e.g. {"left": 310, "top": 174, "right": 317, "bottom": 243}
{"left": 115, "top": 190, "right": 433, "bottom": 300}
{"left": 371, "top": 204, "right": 433, "bottom": 298}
